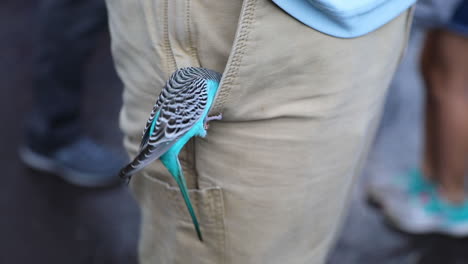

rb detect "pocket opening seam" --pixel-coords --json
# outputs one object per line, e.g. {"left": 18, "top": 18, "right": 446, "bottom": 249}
{"left": 210, "top": 0, "right": 259, "bottom": 115}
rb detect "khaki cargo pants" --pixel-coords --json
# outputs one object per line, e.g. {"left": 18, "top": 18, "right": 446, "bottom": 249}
{"left": 105, "top": 0, "right": 413, "bottom": 263}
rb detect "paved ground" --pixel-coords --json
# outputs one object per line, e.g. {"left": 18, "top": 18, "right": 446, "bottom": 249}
{"left": 2, "top": 1, "right": 468, "bottom": 264}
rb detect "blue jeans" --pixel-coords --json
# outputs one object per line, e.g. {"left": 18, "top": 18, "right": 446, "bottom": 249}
{"left": 449, "top": 0, "right": 468, "bottom": 36}
{"left": 26, "top": 0, "right": 107, "bottom": 154}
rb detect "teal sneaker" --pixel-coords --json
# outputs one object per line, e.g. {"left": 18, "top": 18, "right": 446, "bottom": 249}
{"left": 367, "top": 168, "right": 441, "bottom": 234}
{"left": 424, "top": 193, "right": 468, "bottom": 237}
{"left": 369, "top": 168, "right": 468, "bottom": 237}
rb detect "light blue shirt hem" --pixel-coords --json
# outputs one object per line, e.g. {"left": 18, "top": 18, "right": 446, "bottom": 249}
{"left": 272, "top": 0, "right": 416, "bottom": 38}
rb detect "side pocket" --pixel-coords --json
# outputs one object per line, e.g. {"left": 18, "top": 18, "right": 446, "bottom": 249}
{"left": 131, "top": 171, "right": 225, "bottom": 264}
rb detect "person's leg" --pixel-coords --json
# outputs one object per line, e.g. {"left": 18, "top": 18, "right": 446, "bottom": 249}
{"left": 106, "top": 0, "right": 412, "bottom": 263}
{"left": 421, "top": 29, "right": 468, "bottom": 203}
{"left": 21, "top": 0, "right": 127, "bottom": 187}
{"left": 367, "top": 2, "right": 468, "bottom": 237}
{"left": 421, "top": 30, "right": 439, "bottom": 182}
{"left": 27, "top": 0, "right": 107, "bottom": 154}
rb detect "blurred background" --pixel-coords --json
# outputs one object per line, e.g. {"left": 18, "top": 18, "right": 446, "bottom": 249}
{"left": 0, "top": 0, "right": 139, "bottom": 263}
{"left": 1, "top": 0, "right": 467, "bottom": 263}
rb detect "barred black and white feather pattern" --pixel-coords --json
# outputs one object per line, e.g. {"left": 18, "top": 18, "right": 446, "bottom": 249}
{"left": 120, "top": 67, "right": 222, "bottom": 177}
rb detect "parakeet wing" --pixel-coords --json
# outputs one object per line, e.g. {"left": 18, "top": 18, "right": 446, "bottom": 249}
{"left": 139, "top": 67, "right": 217, "bottom": 149}
{"left": 139, "top": 90, "right": 165, "bottom": 150}
{"left": 120, "top": 74, "right": 209, "bottom": 177}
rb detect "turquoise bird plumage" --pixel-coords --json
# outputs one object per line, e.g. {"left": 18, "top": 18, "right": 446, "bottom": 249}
{"left": 120, "top": 67, "right": 223, "bottom": 241}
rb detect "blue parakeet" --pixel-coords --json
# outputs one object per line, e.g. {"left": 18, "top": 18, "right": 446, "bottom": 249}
{"left": 120, "top": 67, "right": 223, "bottom": 241}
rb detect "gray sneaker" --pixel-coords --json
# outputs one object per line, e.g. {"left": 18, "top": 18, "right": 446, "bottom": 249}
{"left": 19, "top": 137, "right": 127, "bottom": 187}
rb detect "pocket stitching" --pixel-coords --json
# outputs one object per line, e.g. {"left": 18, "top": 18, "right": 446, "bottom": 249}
{"left": 139, "top": 171, "right": 223, "bottom": 224}
{"left": 210, "top": 0, "right": 259, "bottom": 115}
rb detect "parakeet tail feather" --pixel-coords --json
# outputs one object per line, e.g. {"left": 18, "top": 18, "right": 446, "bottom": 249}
{"left": 175, "top": 161, "right": 203, "bottom": 241}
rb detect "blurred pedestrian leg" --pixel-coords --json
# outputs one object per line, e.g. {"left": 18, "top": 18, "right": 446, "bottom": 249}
{"left": 20, "top": 0, "right": 126, "bottom": 187}
{"left": 368, "top": 0, "right": 468, "bottom": 237}
{"left": 421, "top": 3, "right": 468, "bottom": 204}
